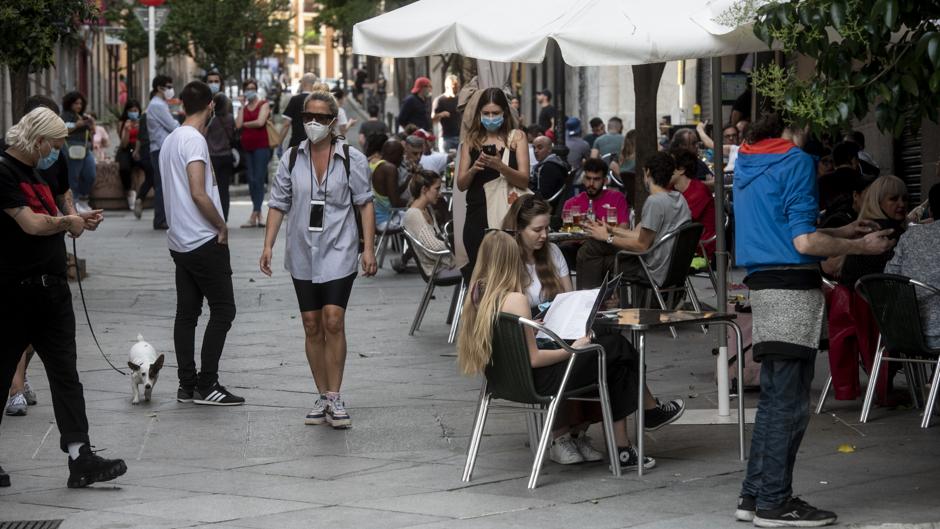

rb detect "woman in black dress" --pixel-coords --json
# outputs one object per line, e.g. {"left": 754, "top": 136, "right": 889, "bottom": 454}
{"left": 456, "top": 87, "right": 530, "bottom": 278}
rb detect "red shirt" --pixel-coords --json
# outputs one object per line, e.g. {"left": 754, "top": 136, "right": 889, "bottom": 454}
{"left": 681, "top": 178, "right": 715, "bottom": 257}
{"left": 562, "top": 188, "right": 629, "bottom": 224}
{"left": 240, "top": 101, "right": 269, "bottom": 151}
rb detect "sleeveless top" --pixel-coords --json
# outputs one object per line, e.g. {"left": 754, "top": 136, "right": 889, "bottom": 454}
{"left": 370, "top": 159, "right": 395, "bottom": 225}
{"left": 240, "top": 101, "right": 269, "bottom": 151}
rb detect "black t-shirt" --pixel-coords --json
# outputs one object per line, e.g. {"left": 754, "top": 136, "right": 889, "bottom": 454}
{"left": 732, "top": 88, "right": 752, "bottom": 122}
{"left": 537, "top": 105, "right": 557, "bottom": 133}
{"left": 359, "top": 119, "right": 388, "bottom": 141}
{"left": 284, "top": 92, "right": 309, "bottom": 148}
{"left": 398, "top": 94, "right": 431, "bottom": 130}
{"left": 0, "top": 139, "right": 68, "bottom": 198}
{"left": 433, "top": 95, "right": 461, "bottom": 138}
{"left": 0, "top": 151, "right": 67, "bottom": 281}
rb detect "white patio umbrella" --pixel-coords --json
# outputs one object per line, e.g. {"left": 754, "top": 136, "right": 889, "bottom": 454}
{"left": 355, "top": 0, "right": 773, "bottom": 433}
{"left": 353, "top": 0, "right": 769, "bottom": 66}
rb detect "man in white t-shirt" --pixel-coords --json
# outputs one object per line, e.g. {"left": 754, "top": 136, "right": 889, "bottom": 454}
{"left": 160, "top": 81, "right": 244, "bottom": 407}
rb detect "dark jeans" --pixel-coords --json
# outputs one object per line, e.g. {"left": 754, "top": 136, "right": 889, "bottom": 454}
{"left": 137, "top": 152, "right": 155, "bottom": 199}
{"left": 0, "top": 280, "right": 90, "bottom": 452}
{"left": 243, "top": 147, "right": 271, "bottom": 213}
{"left": 210, "top": 154, "right": 234, "bottom": 221}
{"left": 170, "top": 239, "right": 236, "bottom": 391}
{"left": 149, "top": 150, "right": 167, "bottom": 228}
{"left": 741, "top": 357, "right": 815, "bottom": 510}
{"left": 576, "top": 239, "right": 646, "bottom": 289}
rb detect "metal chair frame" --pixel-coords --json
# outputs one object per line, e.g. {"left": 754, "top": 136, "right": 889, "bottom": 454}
{"left": 402, "top": 228, "right": 465, "bottom": 343}
{"left": 855, "top": 276, "right": 940, "bottom": 428}
{"left": 375, "top": 208, "right": 407, "bottom": 269}
{"left": 615, "top": 222, "right": 706, "bottom": 338}
{"left": 462, "top": 315, "right": 621, "bottom": 489}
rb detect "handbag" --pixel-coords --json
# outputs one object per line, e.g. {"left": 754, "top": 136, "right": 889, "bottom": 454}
{"left": 483, "top": 129, "right": 532, "bottom": 228}
{"left": 265, "top": 119, "right": 281, "bottom": 149}
{"left": 68, "top": 130, "right": 89, "bottom": 160}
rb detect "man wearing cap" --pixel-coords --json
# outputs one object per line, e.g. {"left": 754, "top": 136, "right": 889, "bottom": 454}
{"left": 565, "top": 117, "right": 591, "bottom": 173}
{"left": 411, "top": 130, "right": 449, "bottom": 176}
{"left": 398, "top": 77, "right": 432, "bottom": 131}
{"left": 536, "top": 89, "right": 557, "bottom": 134}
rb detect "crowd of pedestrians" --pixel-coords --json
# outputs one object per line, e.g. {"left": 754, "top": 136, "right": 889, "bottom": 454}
{"left": 1, "top": 68, "right": 937, "bottom": 529}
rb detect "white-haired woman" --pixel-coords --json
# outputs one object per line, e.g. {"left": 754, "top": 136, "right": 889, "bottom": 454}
{"left": 260, "top": 90, "right": 377, "bottom": 429}
{"left": 0, "top": 107, "right": 125, "bottom": 489}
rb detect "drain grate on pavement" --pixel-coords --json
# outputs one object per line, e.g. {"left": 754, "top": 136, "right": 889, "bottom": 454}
{"left": 0, "top": 521, "right": 63, "bottom": 529}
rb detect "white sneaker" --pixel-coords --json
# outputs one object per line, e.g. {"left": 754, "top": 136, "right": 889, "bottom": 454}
{"left": 304, "top": 395, "right": 328, "bottom": 425}
{"left": 549, "top": 433, "right": 584, "bottom": 465}
{"left": 5, "top": 393, "right": 27, "bottom": 416}
{"left": 325, "top": 395, "right": 351, "bottom": 429}
{"left": 23, "top": 377, "right": 37, "bottom": 406}
{"left": 75, "top": 200, "right": 91, "bottom": 214}
{"left": 573, "top": 434, "right": 604, "bottom": 462}
{"left": 126, "top": 190, "right": 137, "bottom": 210}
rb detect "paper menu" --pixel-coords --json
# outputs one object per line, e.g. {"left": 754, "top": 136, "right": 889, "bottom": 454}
{"left": 536, "top": 289, "right": 600, "bottom": 340}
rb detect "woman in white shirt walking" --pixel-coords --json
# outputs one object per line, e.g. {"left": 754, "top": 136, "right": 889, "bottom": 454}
{"left": 260, "top": 90, "right": 377, "bottom": 429}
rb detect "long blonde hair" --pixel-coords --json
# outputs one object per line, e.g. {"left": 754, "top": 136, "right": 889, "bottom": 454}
{"left": 457, "top": 231, "right": 529, "bottom": 375}
{"left": 858, "top": 175, "right": 908, "bottom": 220}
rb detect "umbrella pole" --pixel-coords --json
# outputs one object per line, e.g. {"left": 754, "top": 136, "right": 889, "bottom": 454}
{"left": 711, "top": 57, "right": 730, "bottom": 417}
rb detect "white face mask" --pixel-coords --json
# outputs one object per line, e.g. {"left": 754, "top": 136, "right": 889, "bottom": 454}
{"left": 163, "top": 87, "right": 175, "bottom": 99}
{"left": 304, "top": 120, "right": 333, "bottom": 144}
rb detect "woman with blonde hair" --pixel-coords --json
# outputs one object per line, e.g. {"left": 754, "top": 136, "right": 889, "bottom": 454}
{"left": 829, "top": 174, "right": 908, "bottom": 405}
{"left": 261, "top": 89, "right": 377, "bottom": 429}
{"left": 457, "top": 231, "right": 654, "bottom": 471}
{"left": 1, "top": 107, "right": 124, "bottom": 488}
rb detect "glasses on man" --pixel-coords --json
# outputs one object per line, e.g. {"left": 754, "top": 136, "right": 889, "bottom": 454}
{"left": 301, "top": 112, "right": 336, "bottom": 125}
{"left": 723, "top": 133, "right": 739, "bottom": 141}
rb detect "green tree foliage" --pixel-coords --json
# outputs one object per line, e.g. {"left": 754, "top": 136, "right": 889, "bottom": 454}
{"left": 751, "top": 0, "right": 940, "bottom": 136}
{"left": 314, "top": 0, "right": 379, "bottom": 81}
{"left": 159, "top": 0, "right": 293, "bottom": 81}
{"left": 0, "top": 0, "right": 98, "bottom": 74}
{"left": 103, "top": 3, "right": 150, "bottom": 66}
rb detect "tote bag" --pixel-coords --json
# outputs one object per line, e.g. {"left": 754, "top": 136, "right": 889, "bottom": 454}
{"left": 68, "top": 131, "right": 89, "bottom": 160}
{"left": 483, "top": 129, "right": 532, "bottom": 228}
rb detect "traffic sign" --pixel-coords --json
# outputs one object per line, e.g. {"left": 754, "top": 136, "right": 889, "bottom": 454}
{"left": 133, "top": 7, "right": 169, "bottom": 31}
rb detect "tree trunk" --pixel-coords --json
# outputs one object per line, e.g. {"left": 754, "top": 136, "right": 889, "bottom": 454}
{"left": 631, "top": 62, "right": 666, "bottom": 216}
{"left": 11, "top": 67, "right": 30, "bottom": 123}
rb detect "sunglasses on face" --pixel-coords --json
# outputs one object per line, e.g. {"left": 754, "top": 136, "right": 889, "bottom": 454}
{"left": 302, "top": 112, "right": 336, "bottom": 125}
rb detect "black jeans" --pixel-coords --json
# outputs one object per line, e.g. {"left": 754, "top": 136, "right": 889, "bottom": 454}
{"left": 170, "top": 239, "right": 236, "bottom": 391}
{"left": 576, "top": 239, "right": 646, "bottom": 289}
{"left": 210, "top": 154, "right": 234, "bottom": 221}
{"left": 0, "top": 279, "right": 90, "bottom": 452}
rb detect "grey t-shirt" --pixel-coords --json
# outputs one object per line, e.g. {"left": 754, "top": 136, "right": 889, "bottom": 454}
{"left": 565, "top": 136, "right": 591, "bottom": 172}
{"left": 593, "top": 133, "right": 623, "bottom": 160}
{"left": 639, "top": 190, "right": 691, "bottom": 285}
{"left": 884, "top": 222, "right": 940, "bottom": 348}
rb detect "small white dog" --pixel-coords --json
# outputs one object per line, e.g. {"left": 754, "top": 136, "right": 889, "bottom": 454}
{"left": 127, "top": 334, "right": 165, "bottom": 405}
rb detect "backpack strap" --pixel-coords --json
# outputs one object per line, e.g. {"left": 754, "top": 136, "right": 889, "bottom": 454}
{"left": 287, "top": 145, "right": 299, "bottom": 175}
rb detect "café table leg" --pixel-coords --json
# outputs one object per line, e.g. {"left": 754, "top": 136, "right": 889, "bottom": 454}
{"left": 636, "top": 330, "right": 646, "bottom": 477}
{"left": 727, "top": 321, "right": 746, "bottom": 461}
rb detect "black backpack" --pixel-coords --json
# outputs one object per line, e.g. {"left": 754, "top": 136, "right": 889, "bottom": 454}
{"left": 287, "top": 142, "right": 364, "bottom": 253}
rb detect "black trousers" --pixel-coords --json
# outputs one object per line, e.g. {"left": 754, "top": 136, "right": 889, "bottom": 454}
{"left": 0, "top": 280, "right": 90, "bottom": 452}
{"left": 210, "top": 154, "right": 234, "bottom": 221}
{"left": 170, "top": 239, "right": 236, "bottom": 390}
{"left": 576, "top": 239, "right": 646, "bottom": 289}
{"left": 532, "top": 332, "right": 639, "bottom": 422}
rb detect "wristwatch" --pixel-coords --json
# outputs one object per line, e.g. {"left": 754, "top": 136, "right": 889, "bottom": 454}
{"left": 606, "top": 233, "right": 614, "bottom": 244}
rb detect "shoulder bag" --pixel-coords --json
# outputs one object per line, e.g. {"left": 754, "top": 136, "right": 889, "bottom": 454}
{"left": 483, "top": 129, "right": 532, "bottom": 228}
{"left": 69, "top": 130, "right": 89, "bottom": 160}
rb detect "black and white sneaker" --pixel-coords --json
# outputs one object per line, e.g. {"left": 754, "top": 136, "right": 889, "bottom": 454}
{"left": 194, "top": 383, "right": 245, "bottom": 406}
{"left": 754, "top": 497, "right": 837, "bottom": 527}
{"left": 66, "top": 445, "right": 127, "bottom": 488}
{"left": 0, "top": 464, "right": 10, "bottom": 487}
{"left": 177, "top": 386, "right": 195, "bottom": 403}
{"left": 735, "top": 494, "right": 756, "bottom": 522}
{"left": 645, "top": 398, "right": 685, "bottom": 431}
{"left": 615, "top": 446, "right": 656, "bottom": 471}
{"left": 325, "top": 396, "right": 351, "bottom": 428}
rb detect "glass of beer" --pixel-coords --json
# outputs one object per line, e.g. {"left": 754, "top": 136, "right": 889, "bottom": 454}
{"left": 606, "top": 205, "right": 618, "bottom": 228}
{"left": 571, "top": 206, "right": 582, "bottom": 232}
{"left": 561, "top": 209, "right": 573, "bottom": 233}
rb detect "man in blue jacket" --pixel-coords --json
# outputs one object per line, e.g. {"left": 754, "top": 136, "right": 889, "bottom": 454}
{"left": 732, "top": 113, "right": 894, "bottom": 528}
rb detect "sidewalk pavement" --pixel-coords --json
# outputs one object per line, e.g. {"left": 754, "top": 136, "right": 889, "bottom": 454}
{"left": 1, "top": 202, "right": 939, "bottom": 529}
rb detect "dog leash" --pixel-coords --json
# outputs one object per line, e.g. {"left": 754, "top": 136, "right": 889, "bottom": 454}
{"left": 72, "top": 238, "right": 127, "bottom": 376}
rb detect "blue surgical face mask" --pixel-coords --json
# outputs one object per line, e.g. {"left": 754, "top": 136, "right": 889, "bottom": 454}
{"left": 481, "top": 115, "right": 504, "bottom": 131}
{"left": 37, "top": 140, "right": 59, "bottom": 170}
{"left": 127, "top": 111, "right": 140, "bottom": 121}
{"left": 245, "top": 90, "right": 258, "bottom": 100}
{"left": 208, "top": 82, "right": 221, "bottom": 94}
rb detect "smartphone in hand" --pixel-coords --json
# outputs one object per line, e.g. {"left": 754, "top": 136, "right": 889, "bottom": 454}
{"left": 482, "top": 144, "right": 498, "bottom": 156}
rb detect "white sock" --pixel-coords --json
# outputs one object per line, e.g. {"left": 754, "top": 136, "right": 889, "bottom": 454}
{"left": 67, "top": 442, "right": 85, "bottom": 460}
